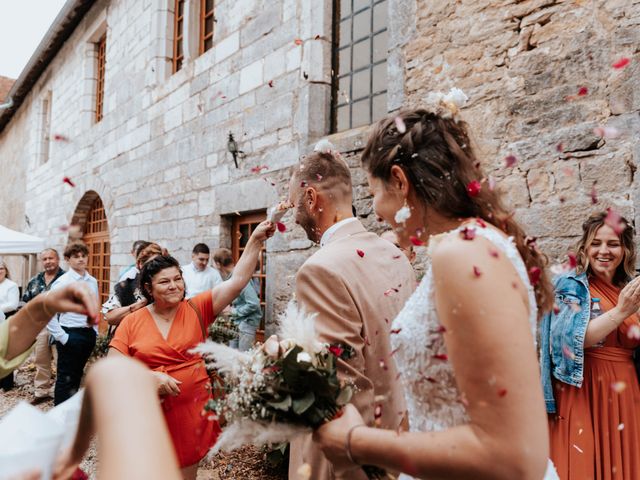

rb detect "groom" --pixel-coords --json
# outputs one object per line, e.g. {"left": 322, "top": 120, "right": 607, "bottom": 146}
{"left": 287, "top": 150, "right": 415, "bottom": 479}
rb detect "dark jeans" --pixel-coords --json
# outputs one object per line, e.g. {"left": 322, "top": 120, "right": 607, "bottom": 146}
{"left": 1, "top": 310, "right": 18, "bottom": 391}
{"left": 54, "top": 327, "right": 96, "bottom": 405}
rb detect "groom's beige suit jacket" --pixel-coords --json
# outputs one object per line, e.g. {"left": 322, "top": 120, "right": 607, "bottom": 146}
{"left": 288, "top": 219, "right": 416, "bottom": 480}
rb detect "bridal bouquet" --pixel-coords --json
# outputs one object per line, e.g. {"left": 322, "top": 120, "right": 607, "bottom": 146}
{"left": 192, "top": 302, "right": 387, "bottom": 479}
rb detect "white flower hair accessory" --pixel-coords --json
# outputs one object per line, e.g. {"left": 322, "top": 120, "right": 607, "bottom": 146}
{"left": 424, "top": 87, "right": 469, "bottom": 121}
{"left": 313, "top": 139, "right": 336, "bottom": 153}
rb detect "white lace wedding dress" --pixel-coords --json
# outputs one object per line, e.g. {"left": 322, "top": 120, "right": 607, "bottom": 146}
{"left": 390, "top": 226, "right": 559, "bottom": 480}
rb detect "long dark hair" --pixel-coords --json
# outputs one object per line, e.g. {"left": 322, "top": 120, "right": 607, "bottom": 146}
{"left": 138, "top": 255, "right": 184, "bottom": 304}
{"left": 575, "top": 211, "right": 636, "bottom": 287}
{"left": 362, "top": 108, "right": 554, "bottom": 316}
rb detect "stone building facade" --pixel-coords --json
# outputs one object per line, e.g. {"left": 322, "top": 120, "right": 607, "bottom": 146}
{"left": 0, "top": 0, "right": 638, "bottom": 333}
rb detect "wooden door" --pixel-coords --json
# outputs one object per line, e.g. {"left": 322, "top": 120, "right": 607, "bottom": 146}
{"left": 231, "top": 211, "right": 267, "bottom": 343}
{"left": 82, "top": 197, "right": 110, "bottom": 333}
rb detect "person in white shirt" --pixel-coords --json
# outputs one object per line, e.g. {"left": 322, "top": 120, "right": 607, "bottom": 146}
{"left": 47, "top": 242, "right": 99, "bottom": 405}
{"left": 118, "top": 240, "right": 150, "bottom": 282}
{"left": 0, "top": 260, "right": 20, "bottom": 391}
{"left": 181, "top": 243, "right": 222, "bottom": 299}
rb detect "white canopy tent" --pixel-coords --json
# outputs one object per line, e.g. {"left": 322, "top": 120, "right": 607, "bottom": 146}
{"left": 0, "top": 225, "right": 47, "bottom": 291}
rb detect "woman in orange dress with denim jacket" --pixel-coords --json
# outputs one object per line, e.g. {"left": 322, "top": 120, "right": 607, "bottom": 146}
{"left": 109, "top": 221, "right": 275, "bottom": 480}
{"left": 541, "top": 212, "right": 640, "bottom": 479}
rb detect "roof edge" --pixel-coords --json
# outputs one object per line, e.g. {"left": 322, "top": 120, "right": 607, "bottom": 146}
{"left": 0, "top": 0, "right": 97, "bottom": 134}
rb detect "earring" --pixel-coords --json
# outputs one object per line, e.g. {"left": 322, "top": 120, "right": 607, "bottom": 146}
{"left": 394, "top": 199, "right": 411, "bottom": 224}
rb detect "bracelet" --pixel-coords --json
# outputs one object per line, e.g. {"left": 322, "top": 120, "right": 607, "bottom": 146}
{"left": 345, "top": 424, "right": 366, "bottom": 465}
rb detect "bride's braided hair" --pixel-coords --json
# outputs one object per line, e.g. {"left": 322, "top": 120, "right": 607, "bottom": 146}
{"left": 362, "top": 109, "right": 554, "bottom": 317}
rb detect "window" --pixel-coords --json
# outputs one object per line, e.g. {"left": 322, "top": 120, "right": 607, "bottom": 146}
{"left": 82, "top": 196, "right": 111, "bottom": 330}
{"left": 200, "top": 0, "right": 215, "bottom": 54}
{"left": 332, "top": 0, "right": 388, "bottom": 132}
{"left": 173, "top": 0, "right": 185, "bottom": 72}
{"left": 95, "top": 35, "right": 106, "bottom": 122}
{"left": 231, "top": 212, "right": 267, "bottom": 342}
{"left": 40, "top": 91, "right": 52, "bottom": 163}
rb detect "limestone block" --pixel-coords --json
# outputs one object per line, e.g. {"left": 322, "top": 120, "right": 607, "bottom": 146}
{"left": 239, "top": 59, "right": 264, "bottom": 94}
{"left": 215, "top": 31, "right": 240, "bottom": 63}
{"left": 240, "top": 6, "right": 282, "bottom": 48}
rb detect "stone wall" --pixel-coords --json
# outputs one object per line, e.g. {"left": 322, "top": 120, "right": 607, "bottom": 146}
{"left": 402, "top": 0, "right": 640, "bottom": 261}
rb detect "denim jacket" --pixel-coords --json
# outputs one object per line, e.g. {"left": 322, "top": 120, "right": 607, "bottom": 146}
{"left": 539, "top": 270, "right": 590, "bottom": 413}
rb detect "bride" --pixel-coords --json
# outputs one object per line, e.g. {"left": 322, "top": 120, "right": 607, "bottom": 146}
{"left": 313, "top": 91, "right": 559, "bottom": 480}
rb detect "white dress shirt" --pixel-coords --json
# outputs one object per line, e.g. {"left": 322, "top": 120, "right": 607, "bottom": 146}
{"left": 319, "top": 217, "right": 359, "bottom": 248}
{"left": 47, "top": 269, "right": 99, "bottom": 344}
{"left": 0, "top": 278, "right": 19, "bottom": 314}
{"left": 181, "top": 262, "right": 223, "bottom": 299}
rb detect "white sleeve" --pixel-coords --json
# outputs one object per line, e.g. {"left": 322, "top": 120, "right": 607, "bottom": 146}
{"left": 46, "top": 276, "right": 67, "bottom": 342}
{"left": 0, "top": 283, "right": 19, "bottom": 313}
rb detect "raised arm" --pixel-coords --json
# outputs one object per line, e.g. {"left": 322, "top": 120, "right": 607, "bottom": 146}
{"left": 211, "top": 220, "right": 275, "bottom": 315}
{"left": 6, "top": 282, "right": 98, "bottom": 360}
{"left": 315, "top": 235, "right": 550, "bottom": 480}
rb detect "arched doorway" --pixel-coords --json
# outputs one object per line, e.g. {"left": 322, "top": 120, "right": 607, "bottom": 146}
{"left": 71, "top": 192, "right": 111, "bottom": 332}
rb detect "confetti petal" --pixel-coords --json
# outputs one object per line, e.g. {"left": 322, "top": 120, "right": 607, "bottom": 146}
{"left": 627, "top": 324, "right": 640, "bottom": 340}
{"left": 577, "top": 86, "right": 588, "bottom": 96}
{"left": 612, "top": 57, "right": 630, "bottom": 69}
{"left": 433, "top": 353, "right": 448, "bottom": 361}
{"left": 53, "top": 134, "right": 69, "bottom": 142}
{"left": 394, "top": 116, "right": 407, "bottom": 134}
{"left": 268, "top": 80, "right": 274, "bottom": 88}
{"left": 276, "top": 222, "right": 287, "bottom": 233}
{"left": 250, "top": 165, "right": 268, "bottom": 173}
{"left": 593, "top": 126, "right": 621, "bottom": 139}
{"left": 497, "top": 388, "right": 508, "bottom": 397}
{"left": 466, "top": 180, "right": 482, "bottom": 197}
{"left": 356, "top": 249, "right": 365, "bottom": 258}
{"left": 294, "top": 38, "right": 303, "bottom": 46}
{"left": 604, "top": 208, "right": 626, "bottom": 234}
{"left": 568, "top": 252, "right": 577, "bottom": 269}
{"left": 459, "top": 227, "right": 476, "bottom": 241}
{"left": 528, "top": 266, "right": 542, "bottom": 286}
{"left": 504, "top": 154, "right": 518, "bottom": 168}
{"left": 611, "top": 381, "right": 626, "bottom": 393}
{"left": 409, "top": 235, "right": 425, "bottom": 246}
{"left": 473, "top": 266, "right": 482, "bottom": 277}
{"left": 63, "top": 176, "right": 76, "bottom": 187}
{"left": 562, "top": 344, "right": 575, "bottom": 360}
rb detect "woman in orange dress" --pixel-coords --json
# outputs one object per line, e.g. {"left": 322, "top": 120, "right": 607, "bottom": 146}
{"left": 109, "top": 221, "right": 275, "bottom": 480}
{"left": 543, "top": 212, "right": 640, "bottom": 479}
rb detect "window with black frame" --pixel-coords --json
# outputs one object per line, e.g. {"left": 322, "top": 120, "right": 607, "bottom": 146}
{"left": 332, "top": 0, "right": 388, "bottom": 133}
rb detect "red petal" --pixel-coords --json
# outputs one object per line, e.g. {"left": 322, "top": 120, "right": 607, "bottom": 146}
{"left": 504, "top": 154, "right": 518, "bottom": 168}
{"left": 556, "top": 143, "right": 564, "bottom": 153}
{"left": 528, "top": 266, "right": 542, "bottom": 286}
{"left": 475, "top": 218, "right": 487, "bottom": 228}
{"left": 409, "top": 235, "right": 425, "bottom": 246}
{"left": 466, "top": 180, "right": 482, "bottom": 197}
{"left": 553, "top": 304, "right": 561, "bottom": 315}
{"left": 356, "top": 249, "right": 365, "bottom": 257}
{"left": 473, "top": 266, "right": 482, "bottom": 277}
{"left": 604, "top": 207, "right": 626, "bottom": 234}
{"left": 568, "top": 252, "right": 577, "bottom": 269}
{"left": 577, "top": 86, "right": 588, "bottom": 96}
{"left": 459, "top": 227, "right": 476, "bottom": 240}
{"left": 294, "top": 38, "right": 303, "bottom": 46}
{"left": 612, "top": 57, "right": 630, "bottom": 69}
{"left": 433, "top": 353, "right": 448, "bottom": 361}
{"left": 63, "top": 176, "right": 76, "bottom": 187}
{"left": 276, "top": 222, "right": 287, "bottom": 233}
{"left": 489, "top": 247, "right": 499, "bottom": 258}
{"left": 53, "top": 134, "right": 69, "bottom": 142}
{"left": 390, "top": 328, "right": 402, "bottom": 334}
{"left": 328, "top": 345, "right": 343, "bottom": 357}
{"left": 497, "top": 388, "right": 508, "bottom": 397}
{"left": 268, "top": 80, "right": 274, "bottom": 88}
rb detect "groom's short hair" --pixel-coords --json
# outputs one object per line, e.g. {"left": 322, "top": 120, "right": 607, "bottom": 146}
{"left": 292, "top": 151, "right": 352, "bottom": 200}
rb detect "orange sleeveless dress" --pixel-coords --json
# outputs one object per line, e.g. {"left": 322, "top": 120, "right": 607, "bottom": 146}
{"left": 110, "top": 291, "right": 221, "bottom": 467}
{"left": 549, "top": 276, "right": 640, "bottom": 479}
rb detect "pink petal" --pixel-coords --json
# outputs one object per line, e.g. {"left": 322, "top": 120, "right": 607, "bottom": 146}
{"left": 409, "top": 235, "right": 425, "bottom": 246}
{"left": 459, "top": 227, "right": 476, "bottom": 241}
{"left": 577, "top": 86, "right": 588, "bottom": 96}
{"left": 294, "top": 38, "right": 303, "bottom": 46}
{"left": 394, "top": 116, "right": 406, "bottom": 134}
{"left": 504, "top": 154, "right": 518, "bottom": 168}
{"left": 63, "top": 176, "right": 76, "bottom": 187}
{"left": 276, "top": 222, "right": 287, "bottom": 233}
{"left": 466, "top": 180, "right": 482, "bottom": 197}
{"left": 473, "top": 266, "right": 482, "bottom": 277}
{"left": 604, "top": 208, "right": 626, "bottom": 234}
{"left": 612, "top": 57, "right": 630, "bottom": 69}
{"left": 528, "top": 266, "right": 542, "bottom": 286}
{"left": 356, "top": 249, "right": 365, "bottom": 258}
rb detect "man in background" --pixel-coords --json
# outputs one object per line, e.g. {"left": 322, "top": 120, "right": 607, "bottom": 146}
{"left": 181, "top": 243, "right": 222, "bottom": 299}
{"left": 22, "top": 248, "right": 65, "bottom": 404}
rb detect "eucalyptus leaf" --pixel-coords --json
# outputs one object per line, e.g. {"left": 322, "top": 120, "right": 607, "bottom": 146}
{"left": 292, "top": 391, "right": 315, "bottom": 414}
{"left": 268, "top": 395, "right": 292, "bottom": 411}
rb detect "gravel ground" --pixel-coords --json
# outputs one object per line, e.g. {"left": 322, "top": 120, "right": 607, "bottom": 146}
{"left": 0, "top": 357, "right": 286, "bottom": 480}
